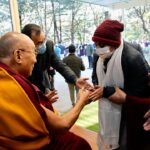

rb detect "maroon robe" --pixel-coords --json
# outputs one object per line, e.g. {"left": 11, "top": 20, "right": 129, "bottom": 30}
{"left": 125, "top": 95, "right": 150, "bottom": 150}
{"left": 0, "top": 62, "right": 92, "bottom": 150}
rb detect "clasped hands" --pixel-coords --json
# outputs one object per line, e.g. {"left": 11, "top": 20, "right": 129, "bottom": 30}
{"left": 79, "top": 84, "right": 104, "bottom": 104}
{"left": 76, "top": 77, "right": 104, "bottom": 103}
{"left": 87, "top": 85, "right": 104, "bottom": 102}
{"left": 45, "top": 78, "right": 104, "bottom": 104}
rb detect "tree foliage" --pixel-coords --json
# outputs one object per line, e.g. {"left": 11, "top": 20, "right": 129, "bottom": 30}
{"left": 1, "top": 1, "right": 150, "bottom": 44}
{"left": 127, "top": 6, "right": 150, "bottom": 40}
{"left": 0, "top": 0, "right": 12, "bottom": 35}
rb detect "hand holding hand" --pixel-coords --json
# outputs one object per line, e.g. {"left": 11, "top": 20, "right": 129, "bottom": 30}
{"left": 77, "top": 88, "right": 91, "bottom": 105}
{"left": 76, "top": 77, "right": 93, "bottom": 89}
{"left": 89, "top": 85, "right": 104, "bottom": 101}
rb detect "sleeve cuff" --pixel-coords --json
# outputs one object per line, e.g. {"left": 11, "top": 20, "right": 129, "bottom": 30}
{"left": 103, "top": 86, "right": 116, "bottom": 98}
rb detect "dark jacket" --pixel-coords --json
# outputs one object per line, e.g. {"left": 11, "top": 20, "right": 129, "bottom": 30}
{"left": 28, "top": 40, "right": 77, "bottom": 92}
{"left": 92, "top": 41, "right": 150, "bottom": 150}
{"left": 120, "top": 42, "right": 149, "bottom": 97}
{"left": 119, "top": 42, "right": 150, "bottom": 150}
{"left": 125, "top": 95, "right": 150, "bottom": 150}
{"left": 63, "top": 53, "right": 85, "bottom": 79}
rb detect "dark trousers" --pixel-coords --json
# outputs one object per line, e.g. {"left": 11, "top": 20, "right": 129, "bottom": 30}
{"left": 88, "top": 56, "right": 93, "bottom": 68}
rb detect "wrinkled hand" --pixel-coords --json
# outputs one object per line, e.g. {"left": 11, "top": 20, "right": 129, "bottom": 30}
{"left": 89, "top": 85, "right": 104, "bottom": 101}
{"left": 143, "top": 109, "right": 150, "bottom": 131}
{"left": 76, "top": 77, "right": 93, "bottom": 89}
{"left": 45, "top": 90, "right": 59, "bottom": 103}
{"left": 77, "top": 88, "right": 91, "bottom": 105}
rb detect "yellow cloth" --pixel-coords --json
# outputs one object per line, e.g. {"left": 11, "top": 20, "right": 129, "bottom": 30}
{"left": 0, "top": 67, "right": 50, "bottom": 149}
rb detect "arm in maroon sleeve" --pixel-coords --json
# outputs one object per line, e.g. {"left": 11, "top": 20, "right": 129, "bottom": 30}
{"left": 126, "top": 95, "right": 150, "bottom": 107}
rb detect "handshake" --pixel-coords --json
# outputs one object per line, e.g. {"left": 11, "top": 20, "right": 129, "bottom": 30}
{"left": 77, "top": 85, "right": 104, "bottom": 105}
{"left": 76, "top": 77, "right": 126, "bottom": 105}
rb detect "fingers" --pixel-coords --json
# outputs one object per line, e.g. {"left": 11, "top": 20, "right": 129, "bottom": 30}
{"left": 51, "top": 95, "right": 59, "bottom": 100}
{"left": 76, "top": 78, "right": 93, "bottom": 89}
{"left": 80, "top": 87, "right": 90, "bottom": 95}
{"left": 79, "top": 85, "right": 103, "bottom": 103}
{"left": 89, "top": 94, "right": 100, "bottom": 101}
{"left": 143, "top": 118, "right": 150, "bottom": 131}
{"left": 88, "top": 86, "right": 103, "bottom": 101}
{"left": 144, "top": 109, "right": 150, "bottom": 118}
{"left": 82, "top": 77, "right": 89, "bottom": 81}
{"left": 94, "top": 85, "right": 100, "bottom": 89}
{"left": 46, "top": 90, "right": 57, "bottom": 98}
{"left": 45, "top": 90, "right": 59, "bottom": 103}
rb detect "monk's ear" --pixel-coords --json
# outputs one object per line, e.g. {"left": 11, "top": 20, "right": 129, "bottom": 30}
{"left": 13, "top": 49, "right": 22, "bottom": 64}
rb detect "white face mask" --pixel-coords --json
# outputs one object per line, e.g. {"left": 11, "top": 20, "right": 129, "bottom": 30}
{"left": 95, "top": 46, "right": 109, "bottom": 56}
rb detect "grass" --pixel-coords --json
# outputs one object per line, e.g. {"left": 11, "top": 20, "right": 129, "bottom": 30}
{"left": 76, "top": 101, "right": 99, "bottom": 132}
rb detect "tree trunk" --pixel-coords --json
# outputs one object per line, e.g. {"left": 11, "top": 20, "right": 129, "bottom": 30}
{"left": 59, "top": 1, "right": 62, "bottom": 43}
{"left": 44, "top": 0, "right": 47, "bottom": 33}
{"left": 71, "top": 2, "right": 75, "bottom": 44}
{"left": 134, "top": 7, "right": 150, "bottom": 36}
{"left": 51, "top": 0, "right": 59, "bottom": 43}
{"left": 35, "top": 1, "right": 43, "bottom": 29}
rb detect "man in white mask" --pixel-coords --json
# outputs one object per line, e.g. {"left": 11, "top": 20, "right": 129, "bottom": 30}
{"left": 37, "top": 41, "right": 47, "bottom": 54}
{"left": 22, "top": 24, "right": 91, "bottom": 94}
{"left": 89, "top": 19, "right": 150, "bottom": 150}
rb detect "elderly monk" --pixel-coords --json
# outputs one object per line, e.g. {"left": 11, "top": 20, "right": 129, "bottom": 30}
{"left": 0, "top": 32, "right": 92, "bottom": 150}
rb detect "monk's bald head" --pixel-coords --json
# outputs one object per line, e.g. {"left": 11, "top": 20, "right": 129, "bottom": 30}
{"left": 0, "top": 32, "right": 34, "bottom": 58}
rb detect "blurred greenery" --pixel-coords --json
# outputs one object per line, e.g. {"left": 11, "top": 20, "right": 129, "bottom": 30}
{"left": 76, "top": 101, "right": 99, "bottom": 132}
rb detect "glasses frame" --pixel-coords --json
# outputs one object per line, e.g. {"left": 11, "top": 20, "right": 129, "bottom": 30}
{"left": 18, "top": 48, "right": 38, "bottom": 56}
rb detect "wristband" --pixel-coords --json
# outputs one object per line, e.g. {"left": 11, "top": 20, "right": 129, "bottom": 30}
{"left": 103, "top": 86, "right": 115, "bottom": 98}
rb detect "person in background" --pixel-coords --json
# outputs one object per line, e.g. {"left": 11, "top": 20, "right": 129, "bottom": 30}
{"left": 58, "top": 41, "right": 66, "bottom": 59}
{"left": 54, "top": 44, "right": 61, "bottom": 59}
{"left": 48, "top": 66, "right": 55, "bottom": 90}
{"left": 79, "top": 44, "right": 85, "bottom": 57}
{"left": 42, "top": 40, "right": 56, "bottom": 92}
{"left": 41, "top": 40, "right": 55, "bottom": 92}
{"left": 0, "top": 32, "right": 92, "bottom": 150}
{"left": 63, "top": 44, "right": 85, "bottom": 106}
{"left": 21, "top": 24, "right": 91, "bottom": 94}
{"left": 90, "top": 19, "right": 150, "bottom": 150}
{"left": 91, "top": 52, "right": 99, "bottom": 85}
{"left": 85, "top": 43, "right": 94, "bottom": 69}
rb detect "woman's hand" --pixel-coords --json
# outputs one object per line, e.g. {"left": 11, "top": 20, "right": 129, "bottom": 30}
{"left": 88, "top": 85, "right": 104, "bottom": 101}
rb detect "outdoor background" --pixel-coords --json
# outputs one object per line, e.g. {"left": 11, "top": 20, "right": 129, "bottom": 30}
{"left": 1, "top": 0, "right": 150, "bottom": 132}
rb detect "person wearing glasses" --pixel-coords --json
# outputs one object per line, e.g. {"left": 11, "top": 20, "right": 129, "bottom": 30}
{"left": 21, "top": 24, "right": 90, "bottom": 95}
{"left": 0, "top": 32, "right": 93, "bottom": 149}
{"left": 89, "top": 19, "right": 150, "bottom": 150}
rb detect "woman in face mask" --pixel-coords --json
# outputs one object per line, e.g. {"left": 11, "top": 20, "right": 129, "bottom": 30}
{"left": 95, "top": 43, "right": 115, "bottom": 60}
{"left": 89, "top": 19, "right": 150, "bottom": 150}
